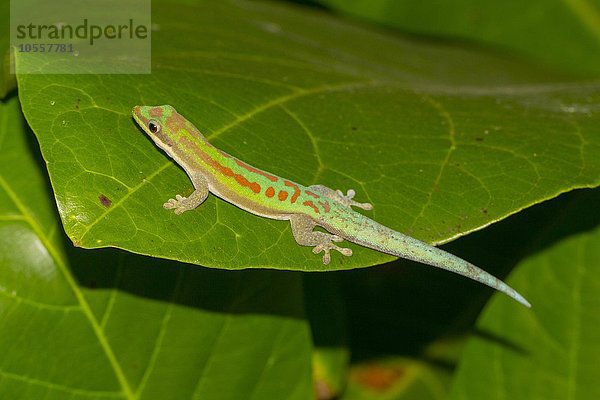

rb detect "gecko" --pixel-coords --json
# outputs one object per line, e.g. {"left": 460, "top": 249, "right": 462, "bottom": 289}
{"left": 132, "top": 105, "right": 530, "bottom": 308}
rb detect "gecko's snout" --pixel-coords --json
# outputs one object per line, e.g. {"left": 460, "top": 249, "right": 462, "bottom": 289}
{"left": 132, "top": 105, "right": 147, "bottom": 118}
{"left": 132, "top": 105, "right": 152, "bottom": 127}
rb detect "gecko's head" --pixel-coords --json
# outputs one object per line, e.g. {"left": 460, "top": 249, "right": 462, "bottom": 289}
{"left": 132, "top": 104, "right": 189, "bottom": 155}
{"left": 132, "top": 104, "right": 175, "bottom": 139}
{"left": 132, "top": 104, "right": 208, "bottom": 157}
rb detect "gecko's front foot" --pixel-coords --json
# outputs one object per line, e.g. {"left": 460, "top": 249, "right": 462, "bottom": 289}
{"left": 164, "top": 194, "right": 193, "bottom": 215}
{"left": 335, "top": 189, "right": 373, "bottom": 210}
{"left": 163, "top": 186, "right": 208, "bottom": 215}
{"left": 313, "top": 235, "right": 353, "bottom": 265}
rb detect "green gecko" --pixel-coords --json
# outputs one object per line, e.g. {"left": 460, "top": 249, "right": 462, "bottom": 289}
{"left": 132, "top": 105, "right": 530, "bottom": 308}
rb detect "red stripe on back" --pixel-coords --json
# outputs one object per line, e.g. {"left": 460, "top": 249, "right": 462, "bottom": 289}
{"left": 235, "top": 160, "right": 279, "bottom": 182}
{"left": 180, "top": 137, "right": 262, "bottom": 194}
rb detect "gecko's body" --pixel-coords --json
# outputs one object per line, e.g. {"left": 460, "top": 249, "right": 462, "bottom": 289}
{"left": 132, "top": 105, "right": 530, "bottom": 307}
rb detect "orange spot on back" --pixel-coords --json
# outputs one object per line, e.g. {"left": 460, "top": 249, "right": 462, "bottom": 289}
{"left": 235, "top": 160, "right": 279, "bottom": 182}
{"left": 278, "top": 191, "right": 288, "bottom": 201}
{"left": 302, "top": 200, "right": 320, "bottom": 214}
{"left": 285, "top": 181, "right": 301, "bottom": 203}
{"left": 318, "top": 200, "right": 330, "bottom": 213}
{"left": 305, "top": 190, "right": 320, "bottom": 198}
{"left": 265, "top": 187, "right": 275, "bottom": 198}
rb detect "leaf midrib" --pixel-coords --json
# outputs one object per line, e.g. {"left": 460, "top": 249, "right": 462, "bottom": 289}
{"left": 0, "top": 174, "right": 135, "bottom": 399}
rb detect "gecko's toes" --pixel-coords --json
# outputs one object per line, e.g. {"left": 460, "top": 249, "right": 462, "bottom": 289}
{"left": 336, "top": 189, "right": 356, "bottom": 200}
{"left": 339, "top": 248, "right": 352, "bottom": 257}
{"left": 313, "top": 244, "right": 332, "bottom": 264}
{"left": 335, "top": 188, "right": 373, "bottom": 210}
{"left": 331, "top": 235, "right": 344, "bottom": 243}
{"left": 358, "top": 202, "right": 373, "bottom": 211}
{"left": 163, "top": 198, "right": 178, "bottom": 209}
{"left": 164, "top": 194, "right": 192, "bottom": 214}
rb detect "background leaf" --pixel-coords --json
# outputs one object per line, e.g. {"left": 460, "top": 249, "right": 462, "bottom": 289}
{"left": 0, "top": 95, "right": 312, "bottom": 399}
{"left": 343, "top": 356, "right": 453, "bottom": 400}
{"left": 14, "top": 0, "right": 600, "bottom": 270}
{"left": 449, "top": 224, "right": 600, "bottom": 400}
{"left": 317, "top": 0, "right": 600, "bottom": 77}
{"left": 336, "top": 188, "right": 599, "bottom": 399}
{"left": 305, "top": 274, "right": 350, "bottom": 398}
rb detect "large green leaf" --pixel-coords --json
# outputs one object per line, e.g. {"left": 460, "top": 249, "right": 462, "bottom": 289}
{"left": 305, "top": 274, "right": 350, "bottom": 399}
{"left": 0, "top": 95, "right": 312, "bottom": 399}
{"left": 15, "top": 0, "right": 600, "bottom": 271}
{"left": 449, "top": 225, "right": 600, "bottom": 400}
{"left": 318, "top": 0, "right": 600, "bottom": 77}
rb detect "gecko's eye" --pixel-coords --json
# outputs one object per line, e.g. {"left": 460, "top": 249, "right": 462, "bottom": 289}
{"left": 148, "top": 120, "right": 160, "bottom": 134}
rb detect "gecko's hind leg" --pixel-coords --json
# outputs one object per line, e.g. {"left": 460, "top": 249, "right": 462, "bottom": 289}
{"left": 309, "top": 184, "right": 373, "bottom": 210}
{"left": 290, "top": 215, "right": 352, "bottom": 265}
{"left": 164, "top": 172, "right": 209, "bottom": 215}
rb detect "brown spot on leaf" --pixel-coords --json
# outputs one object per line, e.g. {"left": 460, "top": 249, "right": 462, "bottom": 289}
{"left": 98, "top": 194, "right": 112, "bottom": 208}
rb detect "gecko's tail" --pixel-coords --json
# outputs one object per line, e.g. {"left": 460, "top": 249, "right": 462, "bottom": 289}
{"left": 337, "top": 217, "right": 531, "bottom": 308}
